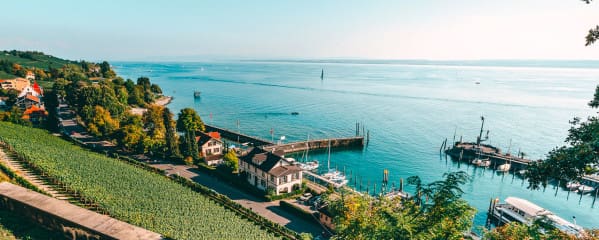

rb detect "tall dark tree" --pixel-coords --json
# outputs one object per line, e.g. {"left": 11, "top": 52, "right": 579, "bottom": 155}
{"left": 163, "top": 108, "right": 181, "bottom": 159}
{"left": 177, "top": 108, "right": 204, "bottom": 160}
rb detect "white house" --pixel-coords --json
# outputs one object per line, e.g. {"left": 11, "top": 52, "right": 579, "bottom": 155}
{"left": 239, "top": 147, "right": 303, "bottom": 195}
{"left": 196, "top": 131, "right": 224, "bottom": 166}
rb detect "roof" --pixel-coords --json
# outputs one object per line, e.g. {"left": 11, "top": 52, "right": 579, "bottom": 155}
{"left": 207, "top": 131, "right": 221, "bottom": 139}
{"left": 269, "top": 164, "right": 302, "bottom": 177}
{"left": 240, "top": 147, "right": 301, "bottom": 175}
{"left": 32, "top": 81, "right": 43, "bottom": 95}
{"left": 23, "top": 105, "right": 46, "bottom": 115}
{"left": 505, "top": 197, "right": 551, "bottom": 217}
{"left": 195, "top": 131, "right": 222, "bottom": 147}
{"left": 25, "top": 95, "right": 40, "bottom": 103}
{"left": 0, "top": 182, "right": 163, "bottom": 240}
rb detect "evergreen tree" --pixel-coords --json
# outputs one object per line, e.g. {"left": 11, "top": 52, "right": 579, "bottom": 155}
{"left": 163, "top": 108, "right": 181, "bottom": 159}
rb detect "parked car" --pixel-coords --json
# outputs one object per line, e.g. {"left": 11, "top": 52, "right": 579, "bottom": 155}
{"left": 308, "top": 195, "right": 320, "bottom": 206}
{"left": 299, "top": 192, "right": 312, "bottom": 203}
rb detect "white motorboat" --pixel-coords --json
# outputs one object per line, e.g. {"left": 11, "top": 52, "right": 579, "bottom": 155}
{"left": 578, "top": 185, "right": 594, "bottom": 194}
{"left": 490, "top": 197, "right": 585, "bottom": 237}
{"left": 479, "top": 160, "right": 491, "bottom": 167}
{"left": 299, "top": 160, "right": 319, "bottom": 171}
{"left": 497, "top": 163, "right": 511, "bottom": 172}
{"left": 472, "top": 158, "right": 482, "bottom": 165}
{"left": 566, "top": 181, "right": 581, "bottom": 191}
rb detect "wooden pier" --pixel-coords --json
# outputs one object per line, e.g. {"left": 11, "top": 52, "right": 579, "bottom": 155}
{"left": 205, "top": 124, "right": 365, "bottom": 152}
{"left": 445, "top": 142, "right": 532, "bottom": 171}
{"left": 204, "top": 124, "right": 274, "bottom": 146}
{"left": 262, "top": 137, "right": 364, "bottom": 154}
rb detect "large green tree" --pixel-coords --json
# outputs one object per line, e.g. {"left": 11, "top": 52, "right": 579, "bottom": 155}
{"left": 163, "top": 107, "right": 181, "bottom": 159}
{"left": 176, "top": 108, "right": 204, "bottom": 160}
{"left": 525, "top": 0, "right": 599, "bottom": 189}
{"left": 329, "top": 171, "right": 476, "bottom": 240}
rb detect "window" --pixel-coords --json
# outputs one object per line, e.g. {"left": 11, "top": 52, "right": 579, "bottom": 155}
{"left": 261, "top": 172, "right": 265, "bottom": 178}
{"left": 293, "top": 172, "right": 299, "bottom": 180}
{"left": 206, "top": 149, "right": 212, "bottom": 155}
{"left": 214, "top": 148, "right": 220, "bottom": 153}
{"left": 282, "top": 175, "right": 288, "bottom": 183}
{"left": 270, "top": 175, "right": 274, "bottom": 182}
{"left": 260, "top": 180, "right": 266, "bottom": 186}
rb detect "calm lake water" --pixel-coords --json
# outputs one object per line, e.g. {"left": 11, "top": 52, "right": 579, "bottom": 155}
{"left": 114, "top": 60, "right": 599, "bottom": 230}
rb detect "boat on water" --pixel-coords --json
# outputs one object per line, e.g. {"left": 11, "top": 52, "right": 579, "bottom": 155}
{"left": 194, "top": 91, "right": 201, "bottom": 98}
{"left": 566, "top": 181, "right": 581, "bottom": 191}
{"left": 320, "top": 140, "right": 348, "bottom": 187}
{"left": 297, "top": 134, "right": 320, "bottom": 172}
{"left": 479, "top": 159, "right": 491, "bottom": 167}
{"left": 489, "top": 197, "right": 585, "bottom": 237}
{"left": 497, "top": 163, "right": 511, "bottom": 172}
{"left": 320, "top": 69, "right": 324, "bottom": 80}
{"left": 299, "top": 160, "right": 319, "bottom": 171}
{"left": 291, "top": 112, "right": 299, "bottom": 115}
{"left": 578, "top": 184, "right": 595, "bottom": 194}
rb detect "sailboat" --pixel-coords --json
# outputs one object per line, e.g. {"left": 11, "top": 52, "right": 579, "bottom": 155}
{"left": 321, "top": 140, "right": 348, "bottom": 186}
{"left": 298, "top": 134, "right": 319, "bottom": 171}
{"left": 320, "top": 69, "right": 324, "bottom": 80}
{"left": 497, "top": 139, "right": 512, "bottom": 172}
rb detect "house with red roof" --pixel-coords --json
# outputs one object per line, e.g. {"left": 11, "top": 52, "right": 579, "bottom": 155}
{"left": 16, "top": 81, "right": 43, "bottom": 109}
{"left": 195, "top": 131, "right": 224, "bottom": 166}
{"left": 21, "top": 105, "right": 48, "bottom": 124}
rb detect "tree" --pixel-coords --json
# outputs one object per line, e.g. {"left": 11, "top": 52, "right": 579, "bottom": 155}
{"left": 483, "top": 220, "right": 597, "bottom": 240}
{"left": 118, "top": 114, "right": 146, "bottom": 152}
{"left": 176, "top": 108, "right": 205, "bottom": 132}
{"left": 142, "top": 105, "right": 166, "bottom": 155}
{"left": 582, "top": 0, "right": 599, "bottom": 46}
{"left": 525, "top": 0, "right": 599, "bottom": 189}
{"left": 329, "top": 171, "right": 476, "bottom": 240}
{"left": 223, "top": 149, "right": 239, "bottom": 172}
{"left": 177, "top": 108, "right": 204, "bottom": 160}
{"left": 87, "top": 106, "right": 119, "bottom": 137}
{"left": 163, "top": 108, "right": 181, "bottom": 159}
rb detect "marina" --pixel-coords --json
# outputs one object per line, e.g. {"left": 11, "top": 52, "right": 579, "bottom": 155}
{"left": 115, "top": 60, "right": 599, "bottom": 230}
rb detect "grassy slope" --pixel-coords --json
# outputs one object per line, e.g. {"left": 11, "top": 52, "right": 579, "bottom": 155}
{"left": 0, "top": 122, "right": 279, "bottom": 240}
{"left": 0, "top": 52, "right": 73, "bottom": 71}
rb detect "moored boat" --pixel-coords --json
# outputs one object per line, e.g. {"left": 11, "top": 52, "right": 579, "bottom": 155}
{"left": 566, "top": 181, "right": 581, "bottom": 191}
{"left": 489, "top": 197, "right": 585, "bottom": 237}
{"left": 497, "top": 163, "right": 511, "bottom": 172}
{"left": 578, "top": 184, "right": 594, "bottom": 194}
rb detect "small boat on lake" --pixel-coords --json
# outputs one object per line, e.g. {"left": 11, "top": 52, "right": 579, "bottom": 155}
{"left": 479, "top": 159, "right": 491, "bottom": 167}
{"left": 578, "top": 184, "right": 594, "bottom": 194}
{"left": 291, "top": 112, "right": 299, "bottom": 115}
{"left": 194, "top": 91, "right": 201, "bottom": 98}
{"left": 497, "top": 163, "right": 511, "bottom": 172}
{"left": 566, "top": 181, "right": 581, "bottom": 191}
{"left": 489, "top": 197, "right": 585, "bottom": 237}
{"left": 299, "top": 160, "right": 319, "bottom": 171}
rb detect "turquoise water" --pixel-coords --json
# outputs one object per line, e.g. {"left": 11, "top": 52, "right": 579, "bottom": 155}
{"left": 114, "top": 60, "right": 599, "bottom": 230}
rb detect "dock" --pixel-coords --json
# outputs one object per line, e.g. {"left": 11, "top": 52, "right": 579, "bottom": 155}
{"left": 204, "top": 124, "right": 274, "bottom": 146}
{"left": 205, "top": 124, "right": 365, "bottom": 153}
{"left": 303, "top": 171, "right": 347, "bottom": 189}
{"left": 445, "top": 142, "right": 531, "bottom": 170}
{"left": 262, "top": 137, "right": 364, "bottom": 154}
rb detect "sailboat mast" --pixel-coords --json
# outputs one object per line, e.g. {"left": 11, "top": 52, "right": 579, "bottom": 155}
{"left": 305, "top": 134, "right": 310, "bottom": 162}
{"left": 320, "top": 69, "right": 324, "bottom": 80}
{"left": 477, "top": 116, "right": 485, "bottom": 146}
{"left": 327, "top": 140, "right": 331, "bottom": 170}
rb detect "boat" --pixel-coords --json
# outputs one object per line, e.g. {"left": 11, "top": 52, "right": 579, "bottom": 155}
{"left": 299, "top": 160, "right": 319, "bottom": 171}
{"left": 320, "top": 140, "right": 347, "bottom": 187}
{"left": 479, "top": 159, "right": 491, "bottom": 167}
{"left": 578, "top": 185, "right": 594, "bottom": 194}
{"left": 516, "top": 169, "right": 527, "bottom": 176}
{"left": 194, "top": 91, "right": 201, "bottom": 98}
{"left": 566, "top": 181, "right": 581, "bottom": 191}
{"left": 471, "top": 158, "right": 482, "bottom": 165}
{"left": 490, "top": 197, "right": 585, "bottom": 237}
{"left": 291, "top": 112, "right": 299, "bottom": 115}
{"left": 299, "top": 134, "right": 319, "bottom": 172}
{"left": 320, "top": 69, "right": 324, "bottom": 80}
{"left": 497, "top": 163, "right": 511, "bottom": 172}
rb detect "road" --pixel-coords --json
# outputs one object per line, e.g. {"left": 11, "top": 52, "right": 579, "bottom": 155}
{"left": 152, "top": 163, "right": 325, "bottom": 237}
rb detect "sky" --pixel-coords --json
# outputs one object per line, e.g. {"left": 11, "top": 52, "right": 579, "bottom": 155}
{"left": 2, "top": 0, "right": 599, "bottom": 61}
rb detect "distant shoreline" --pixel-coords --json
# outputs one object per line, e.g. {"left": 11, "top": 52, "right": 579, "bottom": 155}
{"left": 129, "top": 95, "right": 173, "bottom": 115}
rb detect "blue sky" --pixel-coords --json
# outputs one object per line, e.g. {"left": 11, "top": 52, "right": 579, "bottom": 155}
{"left": 2, "top": 0, "right": 599, "bottom": 60}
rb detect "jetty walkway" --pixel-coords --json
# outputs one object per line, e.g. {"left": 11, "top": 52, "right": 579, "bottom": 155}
{"left": 205, "top": 124, "right": 365, "bottom": 153}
